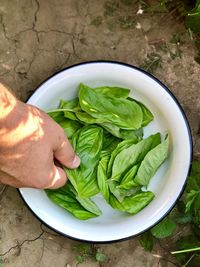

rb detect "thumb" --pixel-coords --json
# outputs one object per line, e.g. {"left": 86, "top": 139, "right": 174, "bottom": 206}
{"left": 45, "top": 165, "right": 67, "bottom": 189}
{"left": 54, "top": 137, "right": 80, "bottom": 169}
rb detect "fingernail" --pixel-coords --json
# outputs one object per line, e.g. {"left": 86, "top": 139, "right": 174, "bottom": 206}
{"left": 72, "top": 155, "right": 81, "bottom": 168}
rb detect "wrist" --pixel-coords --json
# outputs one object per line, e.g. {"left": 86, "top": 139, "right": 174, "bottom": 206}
{"left": 0, "top": 83, "right": 17, "bottom": 122}
{"left": 0, "top": 82, "right": 29, "bottom": 147}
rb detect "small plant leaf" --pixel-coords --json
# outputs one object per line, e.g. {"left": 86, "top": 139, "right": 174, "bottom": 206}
{"left": 140, "top": 53, "right": 162, "bottom": 74}
{"left": 186, "top": 0, "right": 200, "bottom": 33}
{"left": 139, "top": 231, "right": 154, "bottom": 251}
{"left": 76, "top": 255, "right": 85, "bottom": 263}
{"left": 185, "top": 190, "right": 200, "bottom": 213}
{"left": 95, "top": 252, "right": 106, "bottom": 262}
{"left": 151, "top": 217, "right": 176, "bottom": 239}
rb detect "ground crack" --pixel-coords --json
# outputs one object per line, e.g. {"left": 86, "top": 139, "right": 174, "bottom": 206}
{"left": 33, "top": 0, "right": 40, "bottom": 30}
{"left": 0, "top": 185, "right": 7, "bottom": 202}
{"left": 0, "top": 227, "right": 44, "bottom": 257}
{"left": 40, "top": 224, "right": 60, "bottom": 237}
{"left": 0, "top": 185, "right": 6, "bottom": 196}
{"left": 72, "top": 36, "right": 82, "bottom": 60}
{"left": 0, "top": 15, "right": 14, "bottom": 42}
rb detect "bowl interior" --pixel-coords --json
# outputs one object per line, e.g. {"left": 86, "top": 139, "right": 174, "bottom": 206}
{"left": 19, "top": 62, "right": 191, "bottom": 242}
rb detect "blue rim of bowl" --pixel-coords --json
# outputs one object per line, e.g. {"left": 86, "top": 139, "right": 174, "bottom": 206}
{"left": 17, "top": 60, "right": 193, "bottom": 244}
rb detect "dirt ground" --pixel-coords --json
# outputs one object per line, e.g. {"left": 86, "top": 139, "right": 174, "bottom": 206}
{"left": 0, "top": 0, "right": 200, "bottom": 267}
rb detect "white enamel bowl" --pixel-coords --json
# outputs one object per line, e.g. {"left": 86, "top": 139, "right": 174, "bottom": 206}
{"left": 19, "top": 61, "right": 192, "bottom": 243}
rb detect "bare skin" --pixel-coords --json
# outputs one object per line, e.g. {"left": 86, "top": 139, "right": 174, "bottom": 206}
{"left": 0, "top": 83, "right": 80, "bottom": 189}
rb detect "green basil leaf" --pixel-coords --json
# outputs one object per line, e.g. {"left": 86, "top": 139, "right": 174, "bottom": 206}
{"left": 110, "top": 191, "right": 155, "bottom": 214}
{"left": 55, "top": 181, "right": 76, "bottom": 195}
{"left": 135, "top": 100, "right": 154, "bottom": 127}
{"left": 47, "top": 99, "right": 80, "bottom": 122}
{"left": 150, "top": 217, "right": 176, "bottom": 239}
{"left": 100, "top": 150, "right": 111, "bottom": 158}
{"left": 73, "top": 125, "right": 103, "bottom": 173}
{"left": 102, "top": 123, "right": 141, "bottom": 142}
{"left": 59, "top": 98, "right": 79, "bottom": 110}
{"left": 101, "top": 130, "right": 120, "bottom": 154}
{"left": 65, "top": 125, "right": 103, "bottom": 198}
{"left": 48, "top": 111, "right": 65, "bottom": 123}
{"left": 66, "top": 169, "right": 99, "bottom": 199}
{"left": 46, "top": 191, "right": 77, "bottom": 203}
{"left": 94, "top": 86, "right": 130, "bottom": 98}
{"left": 47, "top": 194, "right": 97, "bottom": 220}
{"left": 60, "top": 98, "right": 81, "bottom": 121}
{"left": 120, "top": 128, "right": 143, "bottom": 140}
{"left": 76, "top": 111, "right": 106, "bottom": 124}
{"left": 128, "top": 97, "right": 154, "bottom": 127}
{"left": 46, "top": 185, "right": 98, "bottom": 220}
{"left": 76, "top": 112, "right": 140, "bottom": 142}
{"left": 59, "top": 119, "right": 82, "bottom": 138}
{"left": 111, "top": 133, "right": 161, "bottom": 182}
{"left": 118, "top": 164, "right": 139, "bottom": 190}
{"left": 107, "top": 138, "right": 138, "bottom": 178}
{"left": 97, "top": 155, "right": 110, "bottom": 202}
{"left": 120, "top": 190, "right": 153, "bottom": 210}
{"left": 108, "top": 180, "right": 141, "bottom": 202}
{"left": 79, "top": 83, "right": 143, "bottom": 129}
{"left": 101, "top": 122, "right": 122, "bottom": 138}
{"left": 109, "top": 194, "right": 125, "bottom": 210}
{"left": 75, "top": 117, "right": 141, "bottom": 142}
{"left": 76, "top": 196, "right": 102, "bottom": 216}
{"left": 76, "top": 112, "right": 141, "bottom": 142}
{"left": 134, "top": 135, "right": 169, "bottom": 186}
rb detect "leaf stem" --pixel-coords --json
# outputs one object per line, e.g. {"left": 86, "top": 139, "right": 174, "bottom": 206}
{"left": 171, "top": 247, "right": 200, "bottom": 254}
{"left": 47, "top": 108, "right": 74, "bottom": 113}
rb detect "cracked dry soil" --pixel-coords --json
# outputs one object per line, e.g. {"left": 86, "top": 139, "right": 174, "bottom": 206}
{"left": 0, "top": 0, "right": 200, "bottom": 267}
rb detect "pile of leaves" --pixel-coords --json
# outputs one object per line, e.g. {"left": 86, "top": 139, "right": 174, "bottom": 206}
{"left": 140, "top": 161, "right": 200, "bottom": 267}
{"left": 46, "top": 84, "right": 169, "bottom": 220}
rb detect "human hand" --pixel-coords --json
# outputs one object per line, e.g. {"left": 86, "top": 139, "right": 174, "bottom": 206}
{"left": 0, "top": 85, "right": 80, "bottom": 189}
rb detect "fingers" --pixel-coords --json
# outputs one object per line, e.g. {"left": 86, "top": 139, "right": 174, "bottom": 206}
{"left": 0, "top": 164, "right": 67, "bottom": 189}
{"left": 44, "top": 165, "right": 67, "bottom": 189}
{"left": 54, "top": 136, "right": 80, "bottom": 169}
